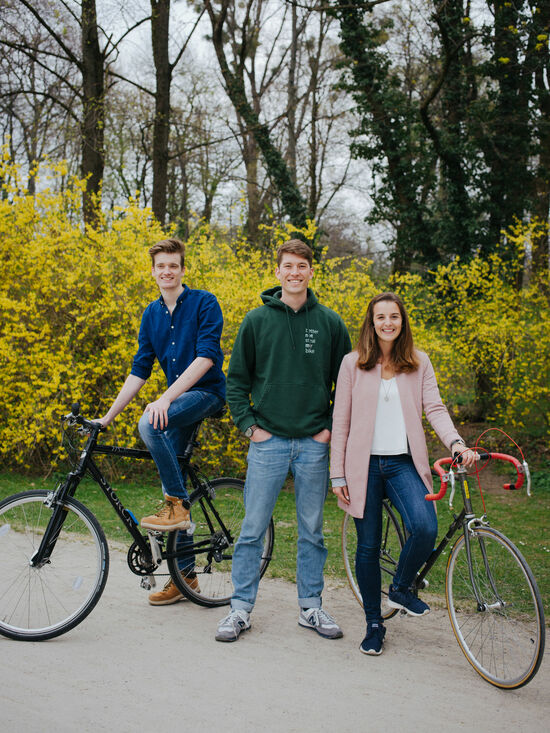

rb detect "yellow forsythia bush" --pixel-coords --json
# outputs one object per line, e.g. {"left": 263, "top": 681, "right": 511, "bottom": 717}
{"left": 392, "top": 239, "right": 550, "bottom": 441}
{"left": 0, "top": 156, "right": 548, "bottom": 476}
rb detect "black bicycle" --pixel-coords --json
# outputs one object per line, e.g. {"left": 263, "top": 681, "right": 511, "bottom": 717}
{"left": 342, "top": 451, "right": 545, "bottom": 689}
{"left": 0, "top": 404, "right": 274, "bottom": 641}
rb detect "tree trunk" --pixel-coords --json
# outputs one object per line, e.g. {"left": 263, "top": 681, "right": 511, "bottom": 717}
{"left": 484, "top": 1, "right": 531, "bottom": 263}
{"left": 81, "top": 0, "right": 104, "bottom": 227}
{"left": 243, "top": 131, "right": 262, "bottom": 244}
{"left": 287, "top": 0, "right": 298, "bottom": 185}
{"left": 150, "top": 0, "right": 171, "bottom": 226}
{"left": 532, "top": 3, "right": 550, "bottom": 277}
{"left": 205, "top": 0, "right": 307, "bottom": 228}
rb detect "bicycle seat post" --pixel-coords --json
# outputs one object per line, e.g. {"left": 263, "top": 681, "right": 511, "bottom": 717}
{"left": 180, "top": 421, "right": 202, "bottom": 464}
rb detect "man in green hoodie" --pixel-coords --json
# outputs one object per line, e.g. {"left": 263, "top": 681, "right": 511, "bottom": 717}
{"left": 215, "top": 239, "right": 351, "bottom": 642}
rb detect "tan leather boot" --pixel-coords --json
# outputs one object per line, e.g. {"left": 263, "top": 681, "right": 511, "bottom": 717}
{"left": 148, "top": 573, "right": 200, "bottom": 605}
{"left": 140, "top": 495, "right": 191, "bottom": 531}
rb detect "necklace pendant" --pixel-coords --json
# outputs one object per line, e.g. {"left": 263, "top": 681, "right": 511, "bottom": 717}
{"left": 384, "top": 395, "right": 390, "bottom": 402}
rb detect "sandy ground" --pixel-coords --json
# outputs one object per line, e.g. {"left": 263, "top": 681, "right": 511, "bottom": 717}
{"left": 1, "top": 547, "right": 548, "bottom": 733}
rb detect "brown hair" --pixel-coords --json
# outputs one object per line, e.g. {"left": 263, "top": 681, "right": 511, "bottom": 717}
{"left": 277, "top": 239, "right": 313, "bottom": 266}
{"left": 356, "top": 292, "right": 419, "bottom": 372}
{"left": 148, "top": 238, "right": 185, "bottom": 267}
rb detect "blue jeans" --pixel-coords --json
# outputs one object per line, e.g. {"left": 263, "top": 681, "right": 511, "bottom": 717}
{"left": 353, "top": 454, "right": 437, "bottom": 624}
{"left": 138, "top": 389, "right": 224, "bottom": 571}
{"left": 231, "top": 435, "right": 329, "bottom": 612}
{"left": 138, "top": 389, "right": 224, "bottom": 500}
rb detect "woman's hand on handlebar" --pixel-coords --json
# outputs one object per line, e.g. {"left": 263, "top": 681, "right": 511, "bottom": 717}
{"left": 454, "top": 446, "right": 479, "bottom": 468}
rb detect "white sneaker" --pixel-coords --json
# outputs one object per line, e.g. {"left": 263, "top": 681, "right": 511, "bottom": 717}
{"left": 298, "top": 607, "right": 343, "bottom": 639}
{"left": 215, "top": 609, "right": 251, "bottom": 642}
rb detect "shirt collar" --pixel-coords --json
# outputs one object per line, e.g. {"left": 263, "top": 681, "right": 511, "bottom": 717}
{"left": 158, "top": 284, "right": 188, "bottom": 307}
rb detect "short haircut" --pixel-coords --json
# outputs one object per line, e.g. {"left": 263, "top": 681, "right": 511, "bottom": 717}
{"left": 148, "top": 238, "right": 185, "bottom": 267}
{"left": 277, "top": 239, "right": 313, "bottom": 266}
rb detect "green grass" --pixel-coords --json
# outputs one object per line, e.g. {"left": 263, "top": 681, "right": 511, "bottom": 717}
{"left": 1, "top": 463, "right": 548, "bottom": 620}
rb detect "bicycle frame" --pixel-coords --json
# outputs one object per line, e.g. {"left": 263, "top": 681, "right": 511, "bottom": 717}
{"left": 341, "top": 449, "right": 543, "bottom": 688}
{"left": 30, "top": 415, "right": 232, "bottom": 573}
{"left": 415, "top": 452, "right": 528, "bottom": 600}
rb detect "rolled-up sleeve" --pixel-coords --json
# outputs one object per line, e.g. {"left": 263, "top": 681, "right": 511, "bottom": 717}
{"left": 130, "top": 308, "right": 156, "bottom": 380}
{"left": 195, "top": 294, "right": 224, "bottom": 362}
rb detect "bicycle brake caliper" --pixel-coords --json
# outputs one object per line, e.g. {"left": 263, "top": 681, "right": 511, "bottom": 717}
{"left": 467, "top": 516, "right": 490, "bottom": 534}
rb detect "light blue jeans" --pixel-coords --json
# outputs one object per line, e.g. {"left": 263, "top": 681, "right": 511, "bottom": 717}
{"left": 138, "top": 389, "right": 224, "bottom": 571}
{"left": 231, "top": 435, "right": 329, "bottom": 612}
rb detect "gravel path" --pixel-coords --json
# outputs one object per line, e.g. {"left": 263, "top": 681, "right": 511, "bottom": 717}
{"left": 1, "top": 547, "right": 548, "bottom": 733}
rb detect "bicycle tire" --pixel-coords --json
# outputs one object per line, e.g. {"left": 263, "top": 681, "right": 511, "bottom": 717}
{"left": 166, "top": 477, "right": 274, "bottom": 608}
{"left": 0, "top": 490, "right": 109, "bottom": 641}
{"left": 446, "top": 525, "right": 545, "bottom": 689}
{"left": 342, "top": 500, "right": 405, "bottom": 620}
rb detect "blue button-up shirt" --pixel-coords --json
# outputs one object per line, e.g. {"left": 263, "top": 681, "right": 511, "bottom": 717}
{"left": 131, "top": 285, "right": 225, "bottom": 399}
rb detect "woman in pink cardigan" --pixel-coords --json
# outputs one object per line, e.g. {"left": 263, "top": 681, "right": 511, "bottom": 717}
{"left": 330, "top": 292, "right": 477, "bottom": 656}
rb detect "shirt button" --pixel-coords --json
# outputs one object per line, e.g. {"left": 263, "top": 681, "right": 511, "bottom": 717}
{"left": 172, "top": 358, "right": 176, "bottom": 362}
{"left": 172, "top": 341, "right": 175, "bottom": 345}
{"left": 171, "top": 325, "right": 174, "bottom": 329}
{"left": 176, "top": 374, "right": 179, "bottom": 377}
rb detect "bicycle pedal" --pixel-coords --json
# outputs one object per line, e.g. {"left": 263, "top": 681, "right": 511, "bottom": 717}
{"left": 140, "top": 575, "right": 156, "bottom": 591}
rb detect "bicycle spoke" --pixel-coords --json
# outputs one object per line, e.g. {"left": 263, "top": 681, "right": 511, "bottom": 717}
{"left": 0, "top": 491, "right": 109, "bottom": 640}
{"left": 446, "top": 527, "right": 544, "bottom": 688}
{"left": 167, "top": 478, "right": 274, "bottom": 607}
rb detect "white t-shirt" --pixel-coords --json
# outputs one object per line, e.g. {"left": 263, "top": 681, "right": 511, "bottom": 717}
{"left": 370, "top": 377, "right": 408, "bottom": 455}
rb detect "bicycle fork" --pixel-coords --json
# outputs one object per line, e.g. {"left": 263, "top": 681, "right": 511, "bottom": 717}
{"left": 463, "top": 521, "right": 507, "bottom": 613}
{"left": 29, "top": 479, "right": 77, "bottom": 568}
{"left": 456, "top": 466, "right": 505, "bottom": 614}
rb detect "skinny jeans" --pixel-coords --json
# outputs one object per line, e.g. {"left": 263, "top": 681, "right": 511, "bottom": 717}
{"left": 353, "top": 454, "right": 437, "bottom": 624}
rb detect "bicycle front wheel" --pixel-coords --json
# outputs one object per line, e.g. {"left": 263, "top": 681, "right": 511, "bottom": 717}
{"left": 167, "top": 477, "right": 274, "bottom": 607}
{"left": 0, "top": 490, "right": 109, "bottom": 641}
{"left": 446, "top": 526, "right": 545, "bottom": 689}
{"left": 342, "top": 500, "right": 404, "bottom": 620}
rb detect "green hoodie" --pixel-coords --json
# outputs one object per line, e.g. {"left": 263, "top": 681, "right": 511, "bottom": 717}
{"left": 227, "top": 286, "right": 351, "bottom": 437}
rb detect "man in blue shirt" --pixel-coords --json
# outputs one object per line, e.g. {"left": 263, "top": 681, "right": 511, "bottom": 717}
{"left": 98, "top": 237, "right": 225, "bottom": 604}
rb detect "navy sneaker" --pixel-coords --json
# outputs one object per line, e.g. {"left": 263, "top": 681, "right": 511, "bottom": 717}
{"left": 360, "top": 622, "right": 386, "bottom": 655}
{"left": 387, "top": 584, "right": 430, "bottom": 616}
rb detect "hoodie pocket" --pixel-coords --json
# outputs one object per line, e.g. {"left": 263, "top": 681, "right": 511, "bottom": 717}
{"left": 255, "top": 382, "right": 329, "bottom": 425}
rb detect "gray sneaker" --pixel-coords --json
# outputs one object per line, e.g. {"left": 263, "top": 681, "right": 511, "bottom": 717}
{"left": 215, "top": 609, "right": 251, "bottom": 642}
{"left": 298, "top": 607, "right": 343, "bottom": 639}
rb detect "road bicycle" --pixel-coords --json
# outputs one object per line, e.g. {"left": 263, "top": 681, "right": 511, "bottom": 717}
{"left": 0, "top": 404, "right": 274, "bottom": 641}
{"left": 342, "top": 451, "right": 545, "bottom": 689}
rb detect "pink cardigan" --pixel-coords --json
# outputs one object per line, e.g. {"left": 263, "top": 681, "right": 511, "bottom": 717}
{"left": 330, "top": 350, "right": 462, "bottom": 518}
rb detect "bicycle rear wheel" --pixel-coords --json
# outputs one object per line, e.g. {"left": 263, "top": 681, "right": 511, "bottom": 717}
{"left": 167, "top": 478, "right": 274, "bottom": 607}
{"left": 342, "top": 500, "right": 404, "bottom": 620}
{"left": 446, "top": 526, "right": 545, "bottom": 689}
{"left": 0, "top": 490, "right": 109, "bottom": 641}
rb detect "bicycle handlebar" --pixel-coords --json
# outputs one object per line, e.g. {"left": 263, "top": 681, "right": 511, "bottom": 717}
{"left": 62, "top": 402, "right": 105, "bottom": 433}
{"left": 427, "top": 452, "right": 529, "bottom": 501}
